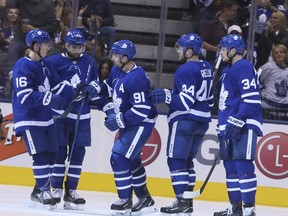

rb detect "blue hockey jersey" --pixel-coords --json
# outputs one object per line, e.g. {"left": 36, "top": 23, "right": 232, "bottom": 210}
{"left": 47, "top": 53, "right": 107, "bottom": 123}
{"left": 12, "top": 57, "right": 60, "bottom": 136}
{"left": 167, "top": 60, "right": 214, "bottom": 124}
{"left": 218, "top": 59, "right": 263, "bottom": 136}
{"left": 101, "top": 64, "right": 157, "bottom": 127}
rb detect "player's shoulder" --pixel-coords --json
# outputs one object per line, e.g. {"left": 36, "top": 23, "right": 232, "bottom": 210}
{"left": 14, "top": 57, "right": 34, "bottom": 69}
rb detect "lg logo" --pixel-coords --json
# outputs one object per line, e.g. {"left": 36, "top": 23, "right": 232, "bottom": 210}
{"left": 255, "top": 132, "right": 288, "bottom": 179}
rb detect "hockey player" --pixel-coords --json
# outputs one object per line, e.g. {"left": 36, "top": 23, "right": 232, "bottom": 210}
{"left": 214, "top": 34, "right": 263, "bottom": 216}
{"left": 12, "top": 30, "right": 68, "bottom": 209}
{"left": 149, "top": 33, "right": 214, "bottom": 215}
{"left": 46, "top": 29, "right": 114, "bottom": 210}
{"left": 82, "top": 39, "right": 158, "bottom": 215}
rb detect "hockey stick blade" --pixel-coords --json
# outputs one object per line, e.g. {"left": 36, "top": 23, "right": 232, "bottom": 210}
{"left": 183, "top": 151, "right": 220, "bottom": 199}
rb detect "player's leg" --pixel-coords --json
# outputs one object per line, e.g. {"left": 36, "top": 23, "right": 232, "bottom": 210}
{"left": 51, "top": 121, "right": 70, "bottom": 204}
{"left": 214, "top": 137, "right": 243, "bottom": 216}
{"left": 160, "top": 120, "right": 193, "bottom": 215}
{"left": 187, "top": 120, "right": 209, "bottom": 192}
{"left": 111, "top": 124, "right": 157, "bottom": 215}
{"left": 131, "top": 157, "right": 157, "bottom": 215}
{"left": 234, "top": 129, "right": 258, "bottom": 216}
{"left": 22, "top": 129, "right": 57, "bottom": 208}
{"left": 63, "top": 145, "right": 86, "bottom": 210}
{"left": 110, "top": 152, "right": 133, "bottom": 215}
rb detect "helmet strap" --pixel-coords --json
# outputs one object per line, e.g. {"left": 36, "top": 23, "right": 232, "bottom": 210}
{"left": 227, "top": 48, "right": 236, "bottom": 59}
{"left": 31, "top": 43, "right": 43, "bottom": 59}
{"left": 119, "top": 55, "right": 129, "bottom": 69}
{"left": 184, "top": 48, "right": 195, "bottom": 62}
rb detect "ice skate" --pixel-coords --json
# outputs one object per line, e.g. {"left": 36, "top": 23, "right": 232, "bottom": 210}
{"left": 111, "top": 198, "right": 132, "bottom": 216}
{"left": 131, "top": 194, "right": 157, "bottom": 215}
{"left": 214, "top": 202, "right": 243, "bottom": 216}
{"left": 63, "top": 188, "right": 86, "bottom": 210}
{"left": 30, "top": 187, "right": 57, "bottom": 210}
{"left": 52, "top": 188, "right": 63, "bottom": 204}
{"left": 160, "top": 198, "right": 193, "bottom": 216}
{"left": 243, "top": 206, "right": 256, "bottom": 216}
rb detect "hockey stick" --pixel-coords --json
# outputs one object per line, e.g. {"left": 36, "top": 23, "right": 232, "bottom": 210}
{"left": 64, "top": 98, "right": 85, "bottom": 175}
{"left": 53, "top": 87, "right": 84, "bottom": 120}
{"left": 65, "top": 18, "right": 99, "bottom": 175}
{"left": 183, "top": 150, "right": 220, "bottom": 199}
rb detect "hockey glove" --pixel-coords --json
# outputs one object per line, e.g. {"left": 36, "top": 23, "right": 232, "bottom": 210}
{"left": 103, "top": 102, "right": 115, "bottom": 116}
{"left": 224, "top": 116, "right": 245, "bottom": 142}
{"left": 149, "top": 88, "right": 172, "bottom": 104}
{"left": 104, "top": 113, "right": 125, "bottom": 131}
{"left": 82, "top": 80, "right": 101, "bottom": 100}
{"left": 43, "top": 91, "right": 68, "bottom": 110}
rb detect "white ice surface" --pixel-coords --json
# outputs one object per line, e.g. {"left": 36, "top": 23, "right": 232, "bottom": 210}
{"left": 0, "top": 184, "right": 287, "bottom": 216}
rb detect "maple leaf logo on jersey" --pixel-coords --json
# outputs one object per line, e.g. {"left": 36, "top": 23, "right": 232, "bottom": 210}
{"left": 70, "top": 73, "right": 81, "bottom": 86}
{"left": 38, "top": 77, "right": 50, "bottom": 92}
{"left": 219, "top": 85, "right": 228, "bottom": 111}
{"left": 112, "top": 91, "right": 122, "bottom": 113}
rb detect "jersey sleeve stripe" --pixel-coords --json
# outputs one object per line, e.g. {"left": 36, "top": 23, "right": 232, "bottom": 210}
{"left": 242, "top": 92, "right": 259, "bottom": 98}
{"left": 243, "top": 99, "right": 261, "bottom": 104}
{"left": 131, "top": 108, "right": 148, "bottom": 118}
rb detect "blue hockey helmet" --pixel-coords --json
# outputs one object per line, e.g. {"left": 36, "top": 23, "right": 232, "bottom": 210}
{"left": 111, "top": 40, "right": 136, "bottom": 60}
{"left": 219, "top": 34, "right": 245, "bottom": 54}
{"left": 65, "top": 29, "right": 86, "bottom": 46}
{"left": 26, "top": 30, "right": 50, "bottom": 47}
{"left": 176, "top": 33, "right": 203, "bottom": 55}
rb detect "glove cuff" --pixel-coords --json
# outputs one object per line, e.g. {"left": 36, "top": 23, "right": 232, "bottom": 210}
{"left": 227, "top": 116, "right": 245, "bottom": 128}
{"left": 103, "top": 102, "right": 114, "bottom": 116}
{"left": 43, "top": 91, "right": 52, "bottom": 106}
{"left": 103, "top": 102, "right": 114, "bottom": 112}
{"left": 116, "top": 113, "right": 125, "bottom": 128}
{"left": 90, "top": 80, "right": 101, "bottom": 93}
{"left": 164, "top": 89, "right": 172, "bottom": 104}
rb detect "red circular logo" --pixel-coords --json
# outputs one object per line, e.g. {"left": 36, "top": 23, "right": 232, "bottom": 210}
{"left": 115, "top": 127, "right": 161, "bottom": 166}
{"left": 255, "top": 132, "right": 288, "bottom": 179}
{"left": 141, "top": 127, "right": 161, "bottom": 166}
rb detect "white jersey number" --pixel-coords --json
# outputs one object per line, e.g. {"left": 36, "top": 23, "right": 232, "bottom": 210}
{"left": 196, "top": 80, "right": 213, "bottom": 101}
{"left": 15, "top": 77, "right": 28, "bottom": 88}
{"left": 133, "top": 92, "right": 145, "bottom": 103}
{"left": 242, "top": 78, "right": 257, "bottom": 90}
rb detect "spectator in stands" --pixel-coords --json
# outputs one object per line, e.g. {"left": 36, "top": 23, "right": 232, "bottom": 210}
{"left": 0, "top": 0, "right": 16, "bottom": 20}
{"left": 254, "top": 0, "right": 287, "bottom": 43}
{"left": 256, "top": 9, "right": 288, "bottom": 69}
{"left": 0, "top": 51, "right": 9, "bottom": 98}
{"left": 200, "top": 0, "right": 238, "bottom": 65}
{"left": 79, "top": 0, "right": 115, "bottom": 53}
{"left": 77, "top": 5, "right": 108, "bottom": 59}
{"left": 0, "top": 8, "right": 19, "bottom": 51}
{"left": 98, "top": 57, "right": 113, "bottom": 83}
{"left": 8, "top": 0, "right": 58, "bottom": 71}
{"left": 192, "top": 0, "right": 222, "bottom": 33}
{"left": 259, "top": 44, "right": 288, "bottom": 120}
